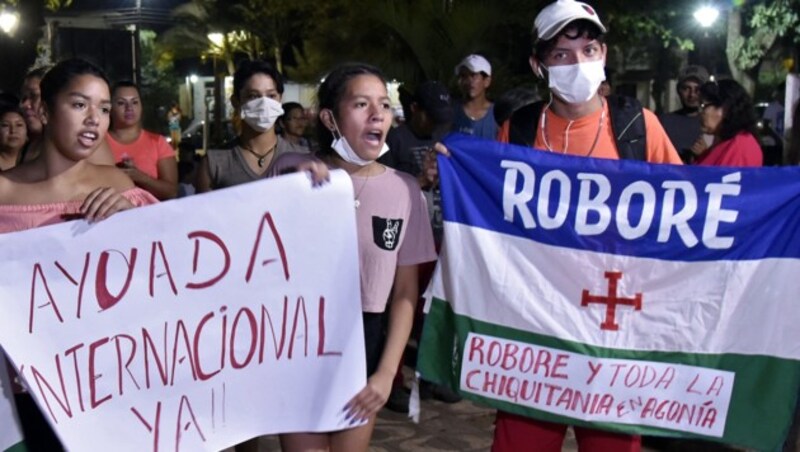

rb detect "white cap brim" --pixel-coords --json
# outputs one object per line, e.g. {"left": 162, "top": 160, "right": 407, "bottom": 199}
{"left": 534, "top": 0, "right": 607, "bottom": 41}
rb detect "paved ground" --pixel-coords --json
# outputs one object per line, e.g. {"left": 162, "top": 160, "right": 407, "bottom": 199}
{"left": 243, "top": 357, "right": 748, "bottom": 451}
{"left": 252, "top": 398, "right": 500, "bottom": 451}
{"left": 247, "top": 396, "right": 744, "bottom": 451}
{"left": 368, "top": 398, "right": 496, "bottom": 451}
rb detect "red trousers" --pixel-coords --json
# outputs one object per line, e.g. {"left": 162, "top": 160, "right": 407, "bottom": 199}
{"left": 492, "top": 411, "right": 641, "bottom": 452}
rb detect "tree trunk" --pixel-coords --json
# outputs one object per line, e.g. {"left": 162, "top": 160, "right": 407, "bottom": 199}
{"left": 213, "top": 58, "right": 225, "bottom": 146}
{"left": 272, "top": 38, "right": 283, "bottom": 74}
{"left": 726, "top": 8, "right": 756, "bottom": 95}
{"left": 222, "top": 34, "right": 235, "bottom": 75}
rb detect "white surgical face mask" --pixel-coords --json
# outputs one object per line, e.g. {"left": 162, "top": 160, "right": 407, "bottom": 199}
{"left": 544, "top": 60, "right": 606, "bottom": 104}
{"left": 240, "top": 96, "right": 284, "bottom": 132}
{"left": 329, "top": 116, "right": 389, "bottom": 166}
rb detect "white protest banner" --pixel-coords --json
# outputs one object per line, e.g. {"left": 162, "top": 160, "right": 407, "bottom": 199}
{"left": 0, "top": 350, "right": 24, "bottom": 452}
{"left": 0, "top": 170, "right": 365, "bottom": 452}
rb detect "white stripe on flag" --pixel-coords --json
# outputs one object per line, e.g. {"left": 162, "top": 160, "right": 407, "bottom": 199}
{"left": 429, "top": 222, "right": 800, "bottom": 359}
{"left": 460, "top": 332, "right": 734, "bottom": 437}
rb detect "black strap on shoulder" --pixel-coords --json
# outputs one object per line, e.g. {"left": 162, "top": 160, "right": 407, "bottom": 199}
{"left": 508, "top": 95, "right": 647, "bottom": 162}
{"left": 607, "top": 94, "right": 647, "bottom": 161}
{"left": 509, "top": 101, "right": 545, "bottom": 147}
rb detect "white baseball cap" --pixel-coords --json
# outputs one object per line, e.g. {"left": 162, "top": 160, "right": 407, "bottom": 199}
{"left": 454, "top": 54, "right": 492, "bottom": 76}
{"left": 534, "top": 0, "right": 606, "bottom": 41}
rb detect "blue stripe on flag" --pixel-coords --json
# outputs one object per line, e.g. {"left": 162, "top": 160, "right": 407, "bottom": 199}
{"left": 439, "top": 134, "right": 800, "bottom": 261}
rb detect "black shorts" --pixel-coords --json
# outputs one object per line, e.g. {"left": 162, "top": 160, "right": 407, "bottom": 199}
{"left": 14, "top": 393, "right": 64, "bottom": 452}
{"left": 362, "top": 312, "right": 385, "bottom": 377}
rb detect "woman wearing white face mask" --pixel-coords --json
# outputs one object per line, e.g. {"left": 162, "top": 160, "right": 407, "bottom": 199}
{"left": 195, "top": 60, "right": 322, "bottom": 452}
{"left": 195, "top": 59, "right": 307, "bottom": 192}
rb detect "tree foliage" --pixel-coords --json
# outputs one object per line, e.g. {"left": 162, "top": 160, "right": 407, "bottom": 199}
{"left": 153, "top": 0, "right": 797, "bottom": 100}
{"left": 160, "top": 0, "right": 240, "bottom": 74}
{"left": 602, "top": 1, "right": 695, "bottom": 52}
{"left": 227, "top": 0, "right": 317, "bottom": 73}
{"left": 161, "top": 0, "right": 317, "bottom": 75}
{"left": 42, "top": 0, "right": 71, "bottom": 11}
{"left": 729, "top": 0, "right": 799, "bottom": 71}
{"left": 139, "top": 30, "right": 181, "bottom": 132}
{"left": 287, "top": 0, "right": 536, "bottom": 93}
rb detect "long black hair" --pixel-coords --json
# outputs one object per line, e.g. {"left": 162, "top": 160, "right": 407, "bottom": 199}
{"left": 111, "top": 80, "right": 139, "bottom": 98}
{"left": 232, "top": 59, "right": 284, "bottom": 101}
{"left": 0, "top": 102, "right": 24, "bottom": 121}
{"left": 40, "top": 58, "right": 109, "bottom": 110}
{"left": 700, "top": 79, "right": 758, "bottom": 141}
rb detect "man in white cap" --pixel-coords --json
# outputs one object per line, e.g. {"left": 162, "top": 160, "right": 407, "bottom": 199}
{"left": 493, "top": 1, "right": 681, "bottom": 451}
{"left": 498, "top": 0, "right": 679, "bottom": 165}
{"left": 452, "top": 54, "right": 497, "bottom": 140}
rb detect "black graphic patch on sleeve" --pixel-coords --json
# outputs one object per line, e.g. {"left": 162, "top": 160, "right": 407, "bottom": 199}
{"left": 372, "top": 216, "right": 404, "bottom": 251}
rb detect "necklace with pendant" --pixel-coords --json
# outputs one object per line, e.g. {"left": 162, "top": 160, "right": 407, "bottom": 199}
{"left": 243, "top": 142, "right": 278, "bottom": 167}
{"left": 353, "top": 164, "right": 379, "bottom": 209}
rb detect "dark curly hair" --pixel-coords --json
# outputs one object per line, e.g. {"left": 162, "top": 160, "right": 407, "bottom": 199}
{"left": 699, "top": 79, "right": 757, "bottom": 142}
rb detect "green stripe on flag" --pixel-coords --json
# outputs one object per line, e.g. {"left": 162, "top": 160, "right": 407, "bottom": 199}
{"left": 418, "top": 297, "right": 800, "bottom": 451}
{"left": 4, "top": 441, "right": 27, "bottom": 452}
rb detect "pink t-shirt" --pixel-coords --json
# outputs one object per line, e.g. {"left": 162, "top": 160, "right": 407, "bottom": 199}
{"left": 0, "top": 188, "right": 157, "bottom": 233}
{"left": 107, "top": 130, "right": 175, "bottom": 179}
{"left": 268, "top": 153, "right": 437, "bottom": 313}
{"left": 694, "top": 132, "right": 763, "bottom": 167}
{"left": 352, "top": 166, "right": 437, "bottom": 312}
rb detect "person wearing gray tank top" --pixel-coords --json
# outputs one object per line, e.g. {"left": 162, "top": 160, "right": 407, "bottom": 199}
{"left": 194, "top": 60, "right": 308, "bottom": 193}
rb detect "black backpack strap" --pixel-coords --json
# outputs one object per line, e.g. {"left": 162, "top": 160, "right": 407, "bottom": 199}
{"left": 607, "top": 94, "right": 647, "bottom": 161}
{"left": 509, "top": 101, "right": 545, "bottom": 147}
{"left": 509, "top": 95, "right": 647, "bottom": 161}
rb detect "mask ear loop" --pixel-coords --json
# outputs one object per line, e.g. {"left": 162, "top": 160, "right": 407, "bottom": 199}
{"left": 540, "top": 92, "right": 554, "bottom": 151}
{"left": 325, "top": 110, "right": 344, "bottom": 140}
{"left": 537, "top": 63, "right": 548, "bottom": 80}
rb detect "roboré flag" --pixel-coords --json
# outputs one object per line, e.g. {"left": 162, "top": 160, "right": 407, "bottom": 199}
{"left": 417, "top": 134, "right": 800, "bottom": 450}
